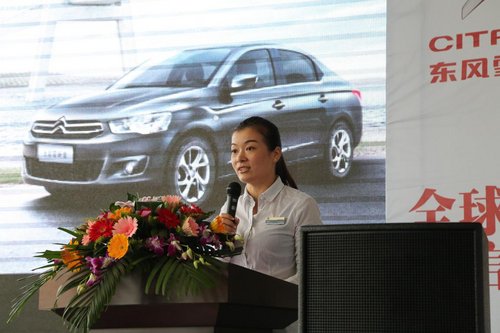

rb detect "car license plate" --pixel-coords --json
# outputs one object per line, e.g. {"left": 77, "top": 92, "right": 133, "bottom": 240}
{"left": 37, "top": 144, "right": 74, "bottom": 164}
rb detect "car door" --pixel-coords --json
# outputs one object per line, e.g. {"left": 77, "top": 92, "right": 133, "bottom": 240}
{"left": 267, "top": 48, "right": 329, "bottom": 163}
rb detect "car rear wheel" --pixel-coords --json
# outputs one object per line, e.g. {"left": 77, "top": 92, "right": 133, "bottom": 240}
{"left": 325, "top": 121, "right": 353, "bottom": 178}
{"left": 165, "top": 136, "right": 217, "bottom": 205}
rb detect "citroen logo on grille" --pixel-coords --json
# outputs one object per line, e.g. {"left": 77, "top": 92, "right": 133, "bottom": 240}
{"left": 54, "top": 117, "right": 67, "bottom": 133}
{"left": 32, "top": 117, "right": 103, "bottom": 136}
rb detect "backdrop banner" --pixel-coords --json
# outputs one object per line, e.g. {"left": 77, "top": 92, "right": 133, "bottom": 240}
{"left": 387, "top": 0, "right": 500, "bottom": 330}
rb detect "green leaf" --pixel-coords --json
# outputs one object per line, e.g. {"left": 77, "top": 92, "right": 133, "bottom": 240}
{"left": 158, "top": 258, "right": 179, "bottom": 296}
{"left": 184, "top": 262, "right": 216, "bottom": 287}
{"left": 58, "top": 227, "right": 81, "bottom": 238}
{"left": 174, "top": 268, "right": 188, "bottom": 297}
{"left": 61, "top": 260, "right": 128, "bottom": 333}
{"left": 31, "top": 262, "right": 61, "bottom": 271}
{"left": 144, "top": 255, "right": 168, "bottom": 294}
{"left": 36, "top": 249, "right": 62, "bottom": 259}
{"left": 56, "top": 270, "right": 88, "bottom": 298}
{"left": 127, "top": 192, "right": 138, "bottom": 202}
{"left": 130, "top": 252, "right": 155, "bottom": 267}
{"left": 8, "top": 267, "right": 62, "bottom": 323}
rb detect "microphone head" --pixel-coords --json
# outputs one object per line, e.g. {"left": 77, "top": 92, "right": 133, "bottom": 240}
{"left": 226, "top": 182, "right": 242, "bottom": 197}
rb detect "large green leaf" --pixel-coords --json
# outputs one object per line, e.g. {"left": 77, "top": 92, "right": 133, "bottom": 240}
{"left": 7, "top": 267, "right": 62, "bottom": 323}
{"left": 61, "top": 260, "right": 128, "bottom": 333}
{"left": 144, "top": 255, "right": 168, "bottom": 294}
{"left": 158, "top": 258, "right": 179, "bottom": 296}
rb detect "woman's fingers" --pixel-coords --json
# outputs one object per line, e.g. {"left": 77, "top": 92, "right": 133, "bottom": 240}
{"left": 219, "top": 214, "right": 239, "bottom": 234}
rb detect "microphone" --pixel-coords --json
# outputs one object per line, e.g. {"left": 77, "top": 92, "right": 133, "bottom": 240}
{"left": 225, "top": 182, "right": 242, "bottom": 217}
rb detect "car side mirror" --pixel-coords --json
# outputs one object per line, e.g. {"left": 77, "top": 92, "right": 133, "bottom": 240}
{"left": 218, "top": 74, "right": 258, "bottom": 104}
{"left": 230, "top": 74, "right": 258, "bottom": 92}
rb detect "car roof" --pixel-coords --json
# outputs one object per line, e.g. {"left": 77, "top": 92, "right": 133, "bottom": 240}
{"left": 183, "top": 42, "right": 299, "bottom": 53}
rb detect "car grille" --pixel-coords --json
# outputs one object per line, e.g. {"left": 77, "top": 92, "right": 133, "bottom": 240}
{"left": 25, "top": 158, "right": 103, "bottom": 181}
{"left": 31, "top": 118, "right": 104, "bottom": 139}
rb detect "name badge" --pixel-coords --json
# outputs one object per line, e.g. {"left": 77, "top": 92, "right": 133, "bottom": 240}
{"left": 265, "top": 217, "right": 287, "bottom": 225}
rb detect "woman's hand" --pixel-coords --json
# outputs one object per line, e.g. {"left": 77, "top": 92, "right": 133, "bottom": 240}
{"left": 211, "top": 213, "right": 239, "bottom": 234}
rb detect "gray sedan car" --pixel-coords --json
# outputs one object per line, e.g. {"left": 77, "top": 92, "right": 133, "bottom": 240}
{"left": 22, "top": 43, "right": 362, "bottom": 205}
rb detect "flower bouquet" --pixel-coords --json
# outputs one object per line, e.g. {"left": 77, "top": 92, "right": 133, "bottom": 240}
{"left": 8, "top": 193, "right": 243, "bottom": 333}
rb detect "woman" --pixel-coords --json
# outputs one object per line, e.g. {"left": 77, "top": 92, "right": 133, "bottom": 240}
{"left": 219, "top": 116, "right": 322, "bottom": 284}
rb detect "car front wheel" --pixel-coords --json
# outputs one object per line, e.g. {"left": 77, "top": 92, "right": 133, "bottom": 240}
{"left": 165, "top": 136, "right": 217, "bottom": 205}
{"left": 325, "top": 121, "right": 353, "bottom": 178}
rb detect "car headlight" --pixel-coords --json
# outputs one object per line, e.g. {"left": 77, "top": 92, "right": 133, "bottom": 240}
{"left": 109, "top": 112, "right": 172, "bottom": 135}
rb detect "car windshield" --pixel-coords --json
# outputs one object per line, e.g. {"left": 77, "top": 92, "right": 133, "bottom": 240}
{"left": 111, "top": 48, "right": 232, "bottom": 89}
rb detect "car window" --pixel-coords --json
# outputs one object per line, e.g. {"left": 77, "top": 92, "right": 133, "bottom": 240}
{"left": 166, "top": 62, "right": 207, "bottom": 87}
{"left": 227, "top": 49, "right": 274, "bottom": 90}
{"left": 277, "top": 49, "right": 318, "bottom": 84}
{"left": 111, "top": 48, "right": 232, "bottom": 89}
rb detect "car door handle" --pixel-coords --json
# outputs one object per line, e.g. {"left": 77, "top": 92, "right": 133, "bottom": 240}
{"left": 318, "top": 94, "right": 328, "bottom": 103}
{"left": 272, "top": 100, "right": 285, "bottom": 110}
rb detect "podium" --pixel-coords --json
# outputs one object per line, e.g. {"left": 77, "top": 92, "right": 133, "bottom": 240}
{"left": 39, "top": 263, "right": 298, "bottom": 332}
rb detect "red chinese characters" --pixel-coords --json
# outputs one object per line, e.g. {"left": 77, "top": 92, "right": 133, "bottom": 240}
{"left": 410, "top": 186, "right": 499, "bottom": 237}
{"left": 460, "top": 186, "right": 500, "bottom": 237}
{"left": 428, "top": 29, "right": 500, "bottom": 83}
{"left": 430, "top": 57, "right": 498, "bottom": 83}
{"left": 410, "top": 186, "right": 500, "bottom": 289}
{"left": 409, "top": 188, "right": 455, "bottom": 222}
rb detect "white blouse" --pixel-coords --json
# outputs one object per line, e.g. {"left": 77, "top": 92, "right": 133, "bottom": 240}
{"left": 225, "top": 177, "right": 323, "bottom": 283}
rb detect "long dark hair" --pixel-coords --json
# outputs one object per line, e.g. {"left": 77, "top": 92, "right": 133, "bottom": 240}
{"left": 234, "top": 116, "right": 298, "bottom": 189}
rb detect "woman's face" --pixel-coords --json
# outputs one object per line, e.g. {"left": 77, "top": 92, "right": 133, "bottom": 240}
{"left": 231, "top": 127, "right": 281, "bottom": 187}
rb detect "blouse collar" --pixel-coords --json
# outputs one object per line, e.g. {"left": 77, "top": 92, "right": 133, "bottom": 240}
{"left": 242, "top": 177, "right": 285, "bottom": 204}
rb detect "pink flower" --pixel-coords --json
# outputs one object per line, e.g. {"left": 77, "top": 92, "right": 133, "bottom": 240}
{"left": 82, "top": 234, "right": 91, "bottom": 246}
{"left": 112, "top": 216, "right": 138, "bottom": 237}
{"left": 138, "top": 208, "right": 152, "bottom": 217}
{"left": 181, "top": 216, "right": 200, "bottom": 237}
{"left": 161, "top": 195, "right": 182, "bottom": 208}
{"left": 81, "top": 219, "right": 95, "bottom": 246}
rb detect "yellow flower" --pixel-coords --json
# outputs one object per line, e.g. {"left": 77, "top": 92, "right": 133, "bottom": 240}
{"left": 61, "top": 239, "right": 82, "bottom": 272}
{"left": 107, "top": 234, "right": 129, "bottom": 259}
{"left": 108, "top": 206, "right": 133, "bottom": 220}
{"left": 210, "top": 215, "right": 227, "bottom": 234}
